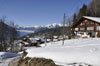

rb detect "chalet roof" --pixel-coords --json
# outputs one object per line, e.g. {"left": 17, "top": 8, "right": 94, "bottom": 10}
{"left": 72, "top": 16, "right": 100, "bottom": 28}
{"left": 83, "top": 16, "right": 100, "bottom": 23}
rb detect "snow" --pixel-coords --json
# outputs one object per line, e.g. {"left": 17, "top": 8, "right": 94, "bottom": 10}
{"left": 46, "top": 39, "right": 51, "bottom": 42}
{"left": 17, "top": 23, "right": 64, "bottom": 30}
{"left": 83, "top": 16, "right": 100, "bottom": 23}
{"left": 0, "top": 52, "right": 20, "bottom": 59}
{"left": 0, "top": 52, "right": 21, "bottom": 66}
{"left": 17, "top": 23, "right": 68, "bottom": 37}
{"left": 29, "top": 38, "right": 46, "bottom": 43}
{"left": 29, "top": 38, "right": 40, "bottom": 43}
{"left": 26, "top": 38, "right": 100, "bottom": 66}
{"left": 23, "top": 42, "right": 29, "bottom": 45}
{"left": 75, "top": 32, "right": 90, "bottom": 38}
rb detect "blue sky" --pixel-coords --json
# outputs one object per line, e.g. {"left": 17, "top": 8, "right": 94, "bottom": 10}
{"left": 0, "top": 0, "right": 92, "bottom": 26}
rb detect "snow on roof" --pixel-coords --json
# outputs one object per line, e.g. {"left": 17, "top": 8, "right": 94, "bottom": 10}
{"left": 83, "top": 16, "right": 100, "bottom": 23}
{"left": 29, "top": 38, "right": 38, "bottom": 43}
{"left": 23, "top": 42, "right": 29, "bottom": 45}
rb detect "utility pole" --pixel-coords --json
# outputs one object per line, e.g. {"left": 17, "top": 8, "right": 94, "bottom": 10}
{"left": 62, "top": 13, "right": 66, "bottom": 45}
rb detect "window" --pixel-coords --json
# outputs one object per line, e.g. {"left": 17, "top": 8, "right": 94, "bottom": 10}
{"left": 97, "top": 26, "right": 100, "bottom": 30}
{"left": 87, "top": 27, "right": 94, "bottom": 30}
{"left": 85, "top": 20, "right": 87, "bottom": 22}
{"left": 80, "top": 23, "right": 83, "bottom": 26}
{"left": 75, "top": 28, "right": 78, "bottom": 31}
{"left": 80, "top": 28, "right": 85, "bottom": 30}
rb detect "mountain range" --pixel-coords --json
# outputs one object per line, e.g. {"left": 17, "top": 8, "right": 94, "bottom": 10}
{"left": 17, "top": 23, "right": 67, "bottom": 36}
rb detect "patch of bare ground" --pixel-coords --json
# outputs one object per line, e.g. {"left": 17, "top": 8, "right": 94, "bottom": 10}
{"left": 17, "top": 57, "right": 59, "bottom": 66}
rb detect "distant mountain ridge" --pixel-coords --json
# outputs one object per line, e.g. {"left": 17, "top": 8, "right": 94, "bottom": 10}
{"left": 17, "top": 23, "right": 67, "bottom": 36}
{"left": 17, "top": 23, "right": 63, "bottom": 30}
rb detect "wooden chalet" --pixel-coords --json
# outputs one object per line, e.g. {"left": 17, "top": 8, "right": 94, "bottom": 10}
{"left": 72, "top": 16, "right": 100, "bottom": 37}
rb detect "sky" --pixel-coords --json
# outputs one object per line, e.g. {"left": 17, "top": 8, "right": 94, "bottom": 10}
{"left": 0, "top": 0, "right": 92, "bottom": 26}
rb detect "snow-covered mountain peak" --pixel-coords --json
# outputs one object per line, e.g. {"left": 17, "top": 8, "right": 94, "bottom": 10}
{"left": 17, "top": 23, "right": 65, "bottom": 29}
{"left": 17, "top": 23, "right": 67, "bottom": 37}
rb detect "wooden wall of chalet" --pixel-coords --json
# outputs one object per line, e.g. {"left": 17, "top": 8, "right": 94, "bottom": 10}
{"left": 73, "top": 18, "right": 100, "bottom": 37}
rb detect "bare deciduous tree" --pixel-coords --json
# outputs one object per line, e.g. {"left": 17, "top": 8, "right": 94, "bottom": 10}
{"left": 0, "top": 19, "right": 18, "bottom": 52}
{"left": 9, "top": 22, "right": 19, "bottom": 52}
{"left": 0, "top": 19, "right": 8, "bottom": 51}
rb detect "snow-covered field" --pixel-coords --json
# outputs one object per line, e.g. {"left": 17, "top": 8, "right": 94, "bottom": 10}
{"left": 26, "top": 38, "right": 100, "bottom": 66}
{"left": 0, "top": 38, "right": 100, "bottom": 66}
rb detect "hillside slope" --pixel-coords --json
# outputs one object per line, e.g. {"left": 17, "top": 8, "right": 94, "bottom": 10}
{"left": 26, "top": 38, "right": 100, "bottom": 66}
